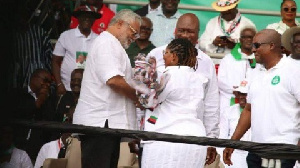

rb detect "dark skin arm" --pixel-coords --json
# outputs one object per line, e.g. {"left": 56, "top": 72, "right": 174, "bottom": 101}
{"left": 206, "top": 147, "right": 217, "bottom": 165}
{"left": 52, "top": 55, "right": 66, "bottom": 96}
{"left": 223, "top": 103, "right": 251, "bottom": 166}
{"left": 35, "top": 82, "right": 50, "bottom": 109}
{"left": 212, "top": 36, "right": 236, "bottom": 49}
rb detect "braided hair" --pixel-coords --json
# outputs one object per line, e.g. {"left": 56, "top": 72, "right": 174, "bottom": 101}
{"left": 167, "top": 38, "right": 198, "bottom": 71}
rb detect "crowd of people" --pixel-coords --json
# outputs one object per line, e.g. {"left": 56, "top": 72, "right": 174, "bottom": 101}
{"left": 1, "top": 0, "right": 300, "bottom": 168}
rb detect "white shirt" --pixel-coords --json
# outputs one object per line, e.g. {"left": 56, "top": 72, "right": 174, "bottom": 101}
{"left": 219, "top": 105, "right": 250, "bottom": 168}
{"left": 248, "top": 57, "right": 300, "bottom": 144}
{"left": 218, "top": 51, "right": 258, "bottom": 112}
{"left": 0, "top": 148, "right": 33, "bottom": 168}
{"left": 147, "top": 45, "right": 220, "bottom": 138}
{"left": 73, "top": 31, "right": 136, "bottom": 129}
{"left": 146, "top": 10, "right": 182, "bottom": 47}
{"left": 144, "top": 66, "right": 208, "bottom": 137}
{"left": 199, "top": 15, "right": 256, "bottom": 54}
{"left": 266, "top": 20, "right": 300, "bottom": 35}
{"left": 34, "top": 139, "right": 62, "bottom": 168}
{"left": 53, "top": 27, "right": 98, "bottom": 91}
{"left": 220, "top": 105, "right": 251, "bottom": 141}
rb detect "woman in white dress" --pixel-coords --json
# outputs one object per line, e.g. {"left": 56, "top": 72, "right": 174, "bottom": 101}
{"left": 141, "top": 38, "right": 209, "bottom": 168}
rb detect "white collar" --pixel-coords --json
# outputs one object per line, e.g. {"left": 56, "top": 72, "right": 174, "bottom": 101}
{"left": 75, "top": 27, "right": 95, "bottom": 39}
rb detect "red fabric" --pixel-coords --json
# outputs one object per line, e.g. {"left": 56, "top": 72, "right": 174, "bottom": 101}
{"left": 70, "top": 4, "right": 115, "bottom": 34}
{"left": 215, "top": 64, "right": 220, "bottom": 76}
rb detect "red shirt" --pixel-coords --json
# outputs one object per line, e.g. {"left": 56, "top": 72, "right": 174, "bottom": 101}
{"left": 70, "top": 4, "right": 115, "bottom": 34}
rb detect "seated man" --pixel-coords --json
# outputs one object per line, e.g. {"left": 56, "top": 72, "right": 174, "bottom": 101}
{"left": 199, "top": 0, "right": 256, "bottom": 54}
{"left": 5, "top": 69, "right": 57, "bottom": 161}
{"left": 34, "top": 107, "right": 74, "bottom": 168}
{"left": 56, "top": 69, "right": 84, "bottom": 122}
{"left": 0, "top": 126, "right": 33, "bottom": 168}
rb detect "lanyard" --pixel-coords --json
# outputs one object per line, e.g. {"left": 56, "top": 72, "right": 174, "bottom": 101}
{"left": 219, "top": 12, "right": 241, "bottom": 36}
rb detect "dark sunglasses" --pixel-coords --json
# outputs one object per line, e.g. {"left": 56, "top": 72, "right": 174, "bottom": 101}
{"left": 252, "top": 42, "right": 271, "bottom": 49}
{"left": 282, "top": 7, "right": 297, "bottom": 12}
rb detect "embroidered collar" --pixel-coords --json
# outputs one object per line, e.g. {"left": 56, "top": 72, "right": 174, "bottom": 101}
{"left": 218, "top": 11, "right": 241, "bottom": 36}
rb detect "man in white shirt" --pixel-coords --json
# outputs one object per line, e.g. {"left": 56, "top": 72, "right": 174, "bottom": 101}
{"left": 200, "top": 0, "right": 256, "bottom": 54}
{"left": 223, "top": 29, "right": 300, "bottom": 168}
{"left": 282, "top": 26, "right": 300, "bottom": 65}
{"left": 147, "top": 13, "right": 220, "bottom": 165}
{"left": 219, "top": 80, "right": 251, "bottom": 168}
{"left": 52, "top": 5, "right": 100, "bottom": 96}
{"left": 218, "top": 27, "right": 256, "bottom": 116}
{"left": 282, "top": 26, "right": 300, "bottom": 168}
{"left": 73, "top": 9, "right": 142, "bottom": 168}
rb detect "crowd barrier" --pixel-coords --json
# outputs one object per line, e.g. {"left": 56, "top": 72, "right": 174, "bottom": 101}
{"left": 5, "top": 120, "right": 300, "bottom": 160}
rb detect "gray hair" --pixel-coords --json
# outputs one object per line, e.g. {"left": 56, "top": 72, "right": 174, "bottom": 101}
{"left": 240, "top": 26, "right": 257, "bottom": 35}
{"left": 109, "top": 9, "right": 142, "bottom": 26}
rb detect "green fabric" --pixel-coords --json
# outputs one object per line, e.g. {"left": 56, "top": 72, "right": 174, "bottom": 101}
{"left": 230, "top": 97, "right": 237, "bottom": 106}
{"left": 126, "top": 42, "right": 156, "bottom": 67}
{"left": 231, "top": 43, "right": 242, "bottom": 60}
{"left": 116, "top": 0, "right": 293, "bottom": 36}
{"left": 249, "top": 58, "right": 256, "bottom": 68}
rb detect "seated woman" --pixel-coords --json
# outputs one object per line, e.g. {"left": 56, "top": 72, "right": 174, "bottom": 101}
{"left": 266, "top": 0, "right": 299, "bottom": 35}
{"left": 141, "top": 38, "right": 210, "bottom": 168}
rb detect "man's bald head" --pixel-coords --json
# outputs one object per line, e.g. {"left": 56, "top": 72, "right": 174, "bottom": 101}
{"left": 175, "top": 13, "right": 200, "bottom": 45}
{"left": 256, "top": 29, "right": 282, "bottom": 49}
{"left": 252, "top": 29, "right": 282, "bottom": 67}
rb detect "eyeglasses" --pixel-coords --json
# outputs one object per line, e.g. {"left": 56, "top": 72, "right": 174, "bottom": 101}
{"left": 282, "top": 7, "right": 297, "bottom": 12}
{"left": 252, "top": 42, "right": 271, "bottom": 49}
{"left": 125, "top": 21, "right": 140, "bottom": 39}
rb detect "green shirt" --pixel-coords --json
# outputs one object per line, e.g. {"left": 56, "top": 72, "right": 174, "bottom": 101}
{"left": 126, "top": 42, "right": 156, "bottom": 67}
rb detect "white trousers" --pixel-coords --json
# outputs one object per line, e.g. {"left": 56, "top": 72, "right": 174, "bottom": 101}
{"left": 142, "top": 141, "right": 207, "bottom": 168}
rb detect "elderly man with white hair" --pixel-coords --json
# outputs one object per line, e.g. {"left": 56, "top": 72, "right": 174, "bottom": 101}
{"left": 73, "top": 9, "right": 142, "bottom": 168}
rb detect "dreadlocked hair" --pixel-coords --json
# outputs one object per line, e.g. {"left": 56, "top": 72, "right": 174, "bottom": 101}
{"left": 167, "top": 38, "right": 198, "bottom": 71}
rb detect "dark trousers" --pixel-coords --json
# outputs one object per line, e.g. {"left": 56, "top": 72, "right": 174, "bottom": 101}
{"left": 247, "top": 152, "right": 296, "bottom": 168}
{"left": 79, "top": 121, "right": 121, "bottom": 168}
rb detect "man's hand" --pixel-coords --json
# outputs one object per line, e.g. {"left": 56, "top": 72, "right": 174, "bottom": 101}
{"left": 213, "top": 36, "right": 227, "bottom": 48}
{"left": 205, "top": 147, "right": 217, "bottom": 165}
{"left": 56, "top": 83, "right": 66, "bottom": 96}
{"left": 36, "top": 83, "right": 50, "bottom": 108}
{"left": 223, "top": 147, "right": 234, "bottom": 166}
{"left": 128, "top": 139, "right": 140, "bottom": 154}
